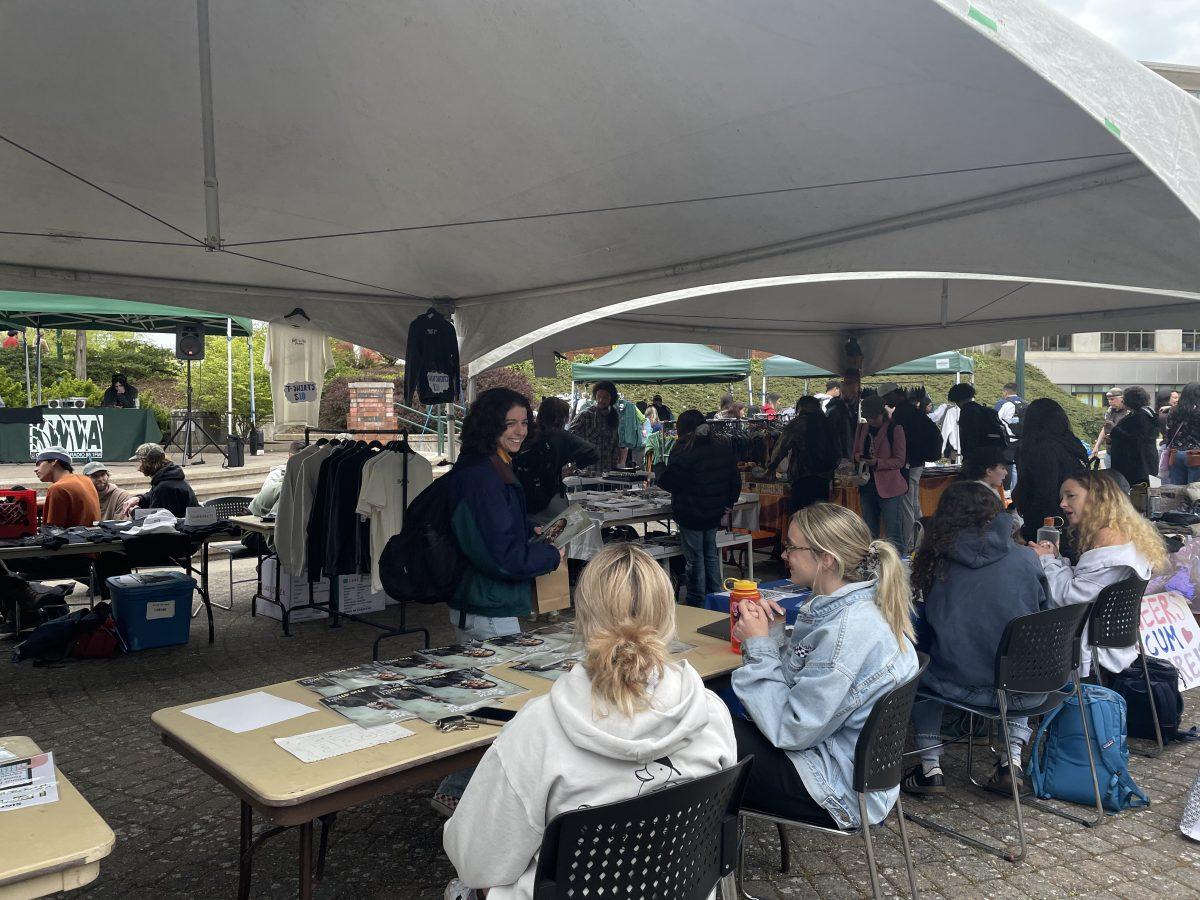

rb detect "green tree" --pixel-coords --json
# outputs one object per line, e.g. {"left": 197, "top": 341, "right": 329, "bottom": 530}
{"left": 193, "top": 326, "right": 273, "bottom": 433}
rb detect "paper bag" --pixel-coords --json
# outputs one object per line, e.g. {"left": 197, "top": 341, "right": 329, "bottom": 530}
{"left": 532, "top": 566, "right": 571, "bottom": 614}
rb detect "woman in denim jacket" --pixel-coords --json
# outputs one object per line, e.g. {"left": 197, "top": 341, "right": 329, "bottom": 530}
{"left": 731, "top": 503, "right": 918, "bottom": 828}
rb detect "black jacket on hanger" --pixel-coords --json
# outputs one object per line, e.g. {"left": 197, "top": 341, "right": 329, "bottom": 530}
{"left": 404, "top": 309, "right": 461, "bottom": 405}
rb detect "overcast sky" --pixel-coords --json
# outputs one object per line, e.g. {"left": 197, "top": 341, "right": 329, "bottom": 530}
{"left": 1042, "top": 0, "right": 1200, "bottom": 65}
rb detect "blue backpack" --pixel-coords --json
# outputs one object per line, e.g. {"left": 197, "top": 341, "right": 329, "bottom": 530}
{"left": 1028, "top": 684, "right": 1149, "bottom": 813}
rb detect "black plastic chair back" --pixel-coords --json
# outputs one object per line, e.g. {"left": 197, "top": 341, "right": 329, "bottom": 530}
{"left": 1088, "top": 576, "right": 1149, "bottom": 649}
{"left": 532, "top": 758, "right": 752, "bottom": 900}
{"left": 853, "top": 652, "right": 929, "bottom": 793}
{"left": 994, "top": 604, "right": 1090, "bottom": 694}
{"left": 202, "top": 495, "right": 253, "bottom": 518}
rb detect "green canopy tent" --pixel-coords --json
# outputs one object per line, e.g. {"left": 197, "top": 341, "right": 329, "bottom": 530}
{"left": 571, "top": 343, "right": 753, "bottom": 410}
{"left": 761, "top": 350, "right": 974, "bottom": 402}
{"left": 0, "top": 293, "right": 254, "bottom": 431}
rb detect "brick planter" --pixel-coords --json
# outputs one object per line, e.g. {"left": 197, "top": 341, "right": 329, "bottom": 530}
{"left": 348, "top": 382, "right": 398, "bottom": 442}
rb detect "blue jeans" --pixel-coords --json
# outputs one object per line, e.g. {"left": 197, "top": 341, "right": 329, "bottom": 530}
{"left": 1168, "top": 454, "right": 1200, "bottom": 485}
{"left": 911, "top": 671, "right": 1043, "bottom": 767}
{"left": 680, "top": 526, "right": 723, "bottom": 606}
{"left": 858, "top": 481, "right": 907, "bottom": 553}
{"left": 447, "top": 608, "right": 521, "bottom": 643}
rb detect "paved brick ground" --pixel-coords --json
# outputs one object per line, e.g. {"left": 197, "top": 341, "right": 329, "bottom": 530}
{"left": 5, "top": 557, "right": 1200, "bottom": 899}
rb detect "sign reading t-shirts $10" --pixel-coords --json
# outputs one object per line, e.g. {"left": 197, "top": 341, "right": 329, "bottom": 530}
{"left": 284, "top": 381, "right": 318, "bottom": 404}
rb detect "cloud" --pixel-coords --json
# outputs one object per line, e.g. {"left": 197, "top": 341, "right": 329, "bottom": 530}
{"left": 1040, "top": 0, "right": 1200, "bottom": 64}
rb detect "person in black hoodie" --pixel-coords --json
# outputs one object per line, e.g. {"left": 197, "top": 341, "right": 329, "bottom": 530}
{"left": 1011, "top": 399, "right": 1088, "bottom": 546}
{"left": 902, "top": 481, "right": 1050, "bottom": 796}
{"left": 1108, "top": 386, "right": 1158, "bottom": 488}
{"left": 127, "top": 443, "right": 199, "bottom": 517}
{"left": 515, "top": 396, "right": 599, "bottom": 524}
{"left": 824, "top": 368, "right": 862, "bottom": 463}
{"left": 764, "top": 396, "right": 838, "bottom": 512}
{"left": 659, "top": 410, "right": 741, "bottom": 606}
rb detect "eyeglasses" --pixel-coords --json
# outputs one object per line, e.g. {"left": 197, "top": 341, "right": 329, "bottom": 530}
{"left": 782, "top": 543, "right": 816, "bottom": 557}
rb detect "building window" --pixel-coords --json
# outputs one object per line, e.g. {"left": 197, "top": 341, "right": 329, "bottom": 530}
{"left": 1185, "top": 331, "right": 1200, "bottom": 352}
{"left": 1100, "top": 331, "right": 1155, "bottom": 352}
{"left": 1070, "top": 385, "right": 1112, "bottom": 408}
{"left": 1028, "top": 334, "right": 1072, "bottom": 352}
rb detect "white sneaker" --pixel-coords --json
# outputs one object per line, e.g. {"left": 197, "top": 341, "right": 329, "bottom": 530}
{"left": 444, "top": 878, "right": 479, "bottom": 900}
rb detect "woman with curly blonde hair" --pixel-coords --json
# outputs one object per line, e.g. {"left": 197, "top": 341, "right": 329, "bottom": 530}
{"left": 443, "top": 543, "right": 736, "bottom": 900}
{"left": 1030, "top": 470, "right": 1168, "bottom": 676}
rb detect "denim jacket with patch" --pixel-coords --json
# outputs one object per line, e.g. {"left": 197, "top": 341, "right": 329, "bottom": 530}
{"left": 732, "top": 579, "right": 917, "bottom": 828}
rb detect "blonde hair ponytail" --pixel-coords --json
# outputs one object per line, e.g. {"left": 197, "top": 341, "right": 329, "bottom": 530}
{"left": 791, "top": 504, "right": 914, "bottom": 644}
{"left": 575, "top": 543, "right": 676, "bottom": 717}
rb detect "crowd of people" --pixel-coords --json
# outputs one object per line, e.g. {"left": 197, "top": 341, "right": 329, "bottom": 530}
{"left": 439, "top": 389, "right": 1169, "bottom": 900}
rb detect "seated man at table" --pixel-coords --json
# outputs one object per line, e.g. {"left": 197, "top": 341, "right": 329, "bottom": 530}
{"left": 442, "top": 543, "right": 736, "bottom": 900}
{"left": 122, "top": 443, "right": 198, "bottom": 518}
{"left": 82, "top": 461, "right": 134, "bottom": 521}
{"left": 100, "top": 373, "right": 138, "bottom": 408}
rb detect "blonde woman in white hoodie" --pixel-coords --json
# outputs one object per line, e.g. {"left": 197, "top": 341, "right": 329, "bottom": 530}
{"left": 442, "top": 543, "right": 737, "bottom": 900}
{"left": 1030, "top": 470, "right": 1167, "bottom": 676}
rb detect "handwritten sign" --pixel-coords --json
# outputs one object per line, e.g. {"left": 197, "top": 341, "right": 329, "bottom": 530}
{"left": 284, "top": 381, "right": 318, "bottom": 403}
{"left": 1139, "top": 591, "right": 1200, "bottom": 690}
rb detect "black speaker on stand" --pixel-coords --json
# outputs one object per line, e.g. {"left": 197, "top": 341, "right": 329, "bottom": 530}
{"left": 165, "top": 325, "right": 226, "bottom": 465}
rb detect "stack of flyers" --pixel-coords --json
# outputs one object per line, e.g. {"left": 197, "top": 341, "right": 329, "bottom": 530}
{"left": 485, "top": 629, "right": 577, "bottom": 657}
{"left": 410, "top": 667, "right": 527, "bottom": 712}
{"left": 0, "top": 751, "right": 59, "bottom": 812}
{"left": 320, "top": 684, "right": 425, "bottom": 728}
{"left": 377, "top": 653, "right": 459, "bottom": 678}
{"left": 298, "top": 663, "right": 408, "bottom": 698}
{"left": 422, "top": 642, "right": 527, "bottom": 668}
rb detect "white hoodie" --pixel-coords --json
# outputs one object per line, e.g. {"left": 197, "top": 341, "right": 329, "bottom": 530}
{"left": 443, "top": 660, "right": 736, "bottom": 899}
{"left": 1040, "top": 542, "right": 1153, "bottom": 676}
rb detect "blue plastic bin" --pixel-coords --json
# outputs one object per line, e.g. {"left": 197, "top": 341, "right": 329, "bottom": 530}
{"left": 107, "top": 571, "right": 196, "bottom": 651}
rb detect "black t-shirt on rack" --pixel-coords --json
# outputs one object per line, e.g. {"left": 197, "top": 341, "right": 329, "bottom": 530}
{"left": 325, "top": 446, "right": 375, "bottom": 577}
{"left": 404, "top": 309, "right": 461, "bottom": 405}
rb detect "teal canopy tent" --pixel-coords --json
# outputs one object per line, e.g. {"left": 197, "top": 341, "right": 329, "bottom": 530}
{"left": 761, "top": 350, "right": 975, "bottom": 401}
{"left": 761, "top": 356, "right": 835, "bottom": 379}
{"left": 572, "top": 344, "right": 751, "bottom": 384}
{"left": 0, "top": 292, "right": 255, "bottom": 426}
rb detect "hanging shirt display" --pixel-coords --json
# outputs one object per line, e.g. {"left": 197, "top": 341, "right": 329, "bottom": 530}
{"left": 356, "top": 450, "right": 434, "bottom": 593}
{"left": 265, "top": 320, "right": 335, "bottom": 429}
{"left": 403, "top": 308, "right": 460, "bottom": 405}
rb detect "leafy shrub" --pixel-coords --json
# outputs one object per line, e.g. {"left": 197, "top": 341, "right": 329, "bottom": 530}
{"left": 0, "top": 370, "right": 24, "bottom": 408}
{"left": 319, "top": 376, "right": 351, "bottom": 430}
{"left": 475, "top": 366, "right": 533, "bottom": 400}
{"left": 138, "top": 392, "right": 173, "bottom": 434}
{"left": 43, "top": 377, "right": 104, "bottom": 407}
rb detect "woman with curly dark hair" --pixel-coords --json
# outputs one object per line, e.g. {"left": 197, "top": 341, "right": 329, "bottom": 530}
{"left": 903, "top": 481, "right": 1049, "bottom": 798}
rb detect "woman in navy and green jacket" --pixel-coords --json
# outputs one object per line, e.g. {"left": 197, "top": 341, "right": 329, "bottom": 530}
{"left": 448, "top": 387, "right": 564, "bottom": 642}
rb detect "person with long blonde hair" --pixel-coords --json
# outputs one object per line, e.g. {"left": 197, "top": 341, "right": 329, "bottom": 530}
{"left": 443, "top": 543, "right": 736, "bottom": 900}
{"left": 1031, "top": 470, "right": 1168, "bottom": 676}
{"left": 730, "top": 503, "right": 917, "bottom": 828}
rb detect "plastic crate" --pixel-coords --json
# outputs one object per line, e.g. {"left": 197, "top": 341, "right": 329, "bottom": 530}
{"left": 107, "top": 571, "right": 195, "bottom": 651}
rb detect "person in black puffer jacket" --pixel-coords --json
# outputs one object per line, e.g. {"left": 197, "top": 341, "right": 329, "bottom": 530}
{"left": 659, "top": 410, "right": 741, "bottom": 606}
{"left": 129, "top": 443, "right": 199, "bottom": 517}
{"left": 1109, "top": 386, "right": 1159, "bottom": 489}
{"left": 515, "top": 397, "right": 600, "bottom": 525}
{"left": 1011, "top": 399, "right": 1087, "bottom": 548}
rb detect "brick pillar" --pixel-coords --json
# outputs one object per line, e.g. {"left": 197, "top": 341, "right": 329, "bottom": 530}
{"left": 347, "top": 382, "right": 397, "bottom": 442}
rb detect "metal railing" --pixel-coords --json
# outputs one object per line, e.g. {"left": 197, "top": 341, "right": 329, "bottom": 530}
{"left": 394, "top": 401, "right": 466, "bottom": 455}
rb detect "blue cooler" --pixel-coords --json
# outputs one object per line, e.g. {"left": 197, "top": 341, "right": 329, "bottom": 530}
{"left": 107, "top": 572, "right": 196, "bottom": 650}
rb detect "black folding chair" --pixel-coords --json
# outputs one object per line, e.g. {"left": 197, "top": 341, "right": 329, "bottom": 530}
{"left": 200, "top": 495, "right": 255, "bottom": 611}
{"left": 532, "top": 758, "right": 752, "bottom": 900}
{"left": 739, "top": 653, "right": 928, "bottom": 900}
{"left": 904, "top": 604, "right": 1103, "bottom": 863}
{"left": 1087, "top": 576, "right": 1161, "bottom": 754}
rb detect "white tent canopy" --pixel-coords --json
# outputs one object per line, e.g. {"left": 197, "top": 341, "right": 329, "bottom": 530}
{"left": 2, "top": 0, "right": 1199, "bottom": 375}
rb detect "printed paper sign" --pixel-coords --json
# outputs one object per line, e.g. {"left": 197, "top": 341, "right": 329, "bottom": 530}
{"left": 285, "top": 381, "right": 318, "bottom": 403}
{"left": 936, "top": 358, "right": 950, "bottom": 369}
{"left": 1140, "top": 591, "right": 1200, "bottom": 690}
{"left": 29, "top": 414, "right": 105, "bottom": 461}
{"left": 146, "top": 601, "right": 176, "bottom": 621}
{"left": 426, "top": 371, "right": 450, "bottom": 394}
{"left": 185, "top": 506, "right": 217, "bottom": 526}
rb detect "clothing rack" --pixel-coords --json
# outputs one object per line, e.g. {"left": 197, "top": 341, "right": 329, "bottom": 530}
{"left": 291, "top": 427, "right": 431, "bottom": 655}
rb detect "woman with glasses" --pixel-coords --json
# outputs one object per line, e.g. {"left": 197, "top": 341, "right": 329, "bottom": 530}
{"left": 729, "top": 503, "right": 917, "bottom": 827}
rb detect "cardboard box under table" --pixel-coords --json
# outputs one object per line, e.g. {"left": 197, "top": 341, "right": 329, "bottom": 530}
{"left": 151, "top": 605, "right": 739, "bottom": 900}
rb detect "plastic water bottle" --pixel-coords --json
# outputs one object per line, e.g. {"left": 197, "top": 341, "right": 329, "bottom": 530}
{"left": 724, "top": 578, "right": 761, "bottom": 654}
{"left": 1037, "top": 517, "right": 1061, "bottom": 549}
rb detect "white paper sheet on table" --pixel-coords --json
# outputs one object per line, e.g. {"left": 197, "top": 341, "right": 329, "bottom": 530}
{"left": 0, "top": 748, "right": 15, "bottom": 762}
{"left": 183, "top": 691, "right": 318, "bottom": 733}
{"left": 275, "top": 722, "right": 415, "bottom": 763}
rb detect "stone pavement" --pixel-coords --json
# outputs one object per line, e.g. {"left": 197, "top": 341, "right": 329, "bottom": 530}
{"left": 4, "top": 557, "right": 1200, "bottom": 899}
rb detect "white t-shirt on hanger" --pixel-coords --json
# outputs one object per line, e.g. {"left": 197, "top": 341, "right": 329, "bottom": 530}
{"left": 356, "top": 450, "right": 434, "bottom": 593}
{"left": 265, "top": 321, "right": 335, "bottom": 429}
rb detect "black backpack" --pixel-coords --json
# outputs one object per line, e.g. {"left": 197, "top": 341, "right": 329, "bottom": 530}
{"left": 513, "top": 439, "right": 561, "bottom": 515}
{"left": 378, "top": 476, "right": 469, "bottom": 604}
{"left": 905, "top": 411, "right": 944, "bottom": 464}
{"left": 1109, "top": 656, "right": 1184, "bottom": 742}
{"left": 1006, "top": 397, "right": 1028, "bottom": 439}
{"left": 961, "top": 402, "right": 1008, "bottom": 452}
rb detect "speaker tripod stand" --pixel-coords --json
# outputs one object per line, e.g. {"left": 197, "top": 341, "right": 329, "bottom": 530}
{"left": 164, "top": 360, "right": 226, "bottom": 464}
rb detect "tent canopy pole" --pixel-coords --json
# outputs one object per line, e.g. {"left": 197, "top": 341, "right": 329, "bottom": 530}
{"left": 226, "top": 317, "right": 234, "bottom": 436}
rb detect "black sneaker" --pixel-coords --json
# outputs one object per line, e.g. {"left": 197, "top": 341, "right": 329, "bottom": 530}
{"left": 901, "top": 765, "right": 946, "bottom": 795}
{"left": 986, "top": 762, "right": 1030, "bottom": 797}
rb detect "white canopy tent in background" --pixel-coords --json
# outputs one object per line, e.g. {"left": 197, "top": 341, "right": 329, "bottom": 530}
{"left": 1, "top": 0, "right": 1199, "bottom": 379}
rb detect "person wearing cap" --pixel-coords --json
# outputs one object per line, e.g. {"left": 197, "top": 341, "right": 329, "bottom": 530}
{"left": 33, "top": 448, "right": 101, "bottom": 528}
{"left": 83, "top": 461, "right": 134, "bottom": 521}
{"left": 123, "top": 443, "right": 198, "bottom": 518}
{"left": 1091, "top": 388, "right": 1129, "bottom": 466}
{"left": 852, "top": 393, "right": 908, "bottom": 552}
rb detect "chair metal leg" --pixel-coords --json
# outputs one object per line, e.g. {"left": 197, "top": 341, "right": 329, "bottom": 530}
{"left": 859, "top": 795, "right": 884, "bottom": 900}
{"left": 894, "top": 796, "right": 920, "bottom": 899}
{"left": 996, "top": 693, "right": 1028, "bottom": 863}
{"left": 775, "top": 822, "right": 790, "bottom": 874}
{"left": 1138, "top": 638, "right": 1165, "bottom": 756}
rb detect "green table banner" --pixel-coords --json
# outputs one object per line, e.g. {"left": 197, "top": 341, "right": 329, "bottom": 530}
{"left": 0, "top": 408, "right": 163, "bottom": 463}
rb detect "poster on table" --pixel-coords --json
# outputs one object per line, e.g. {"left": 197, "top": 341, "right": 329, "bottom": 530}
{"left": 409, "top": 667, "right": 527, "bottom": 710}
{"left": 1140, "top": 591, "right": 1200, "bottom": 691}
{"left": 422, "top": 642, "right": 526, "bottom": 669}
{"left": 298, "top": 663, "right": 406, "bottom": 698}
{"left": 321, "top": 685, "right": 422, "bottom": 728}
